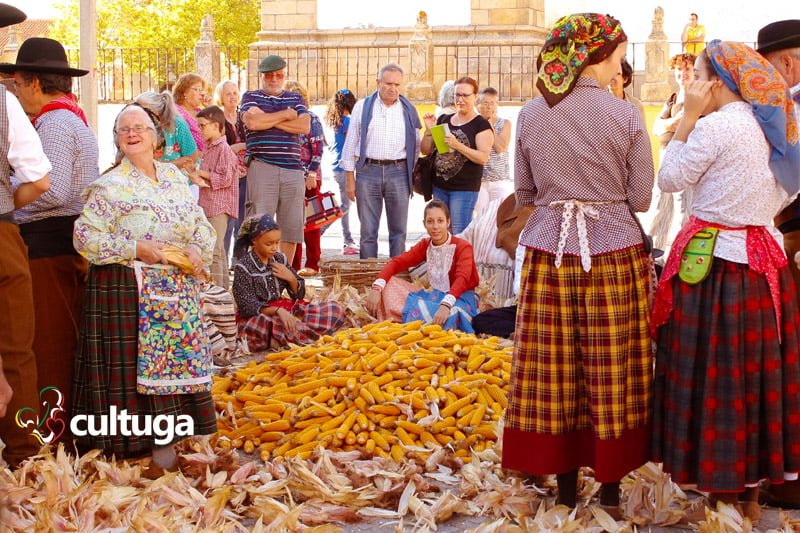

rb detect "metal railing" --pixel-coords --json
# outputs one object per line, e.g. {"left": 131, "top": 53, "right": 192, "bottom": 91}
{"left": 71, "top": 40, "right": 757, "bottom": 104}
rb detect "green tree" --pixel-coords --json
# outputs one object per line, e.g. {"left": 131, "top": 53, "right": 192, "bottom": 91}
{"left": 50, "top": 0, "right": 260, "bottom": 49}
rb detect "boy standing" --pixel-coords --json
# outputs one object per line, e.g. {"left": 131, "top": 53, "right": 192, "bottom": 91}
{"left": 196, "top": 105, "right": 239, "bottom": 288}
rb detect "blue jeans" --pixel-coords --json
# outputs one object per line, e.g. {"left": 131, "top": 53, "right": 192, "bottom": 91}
{"left": 224, "top": 176, "right": 247, "bottom": 261}
{"left": 432, "top": 186, "right": 479, "bottom": 234}
{"left": 332, "top": 170, "right": 354, "bottom": 244}
{"left": 355, "top": 162, "right": 410, "bottom": 258}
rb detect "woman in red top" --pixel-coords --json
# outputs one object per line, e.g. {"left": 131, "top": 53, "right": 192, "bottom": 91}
{"left": 366, "top": 200, "right": 480, "bottom": 332}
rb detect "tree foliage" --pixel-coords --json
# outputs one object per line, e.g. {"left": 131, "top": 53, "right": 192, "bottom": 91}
{"left": 50, "top": 0, "right": 261, "bottom": 50}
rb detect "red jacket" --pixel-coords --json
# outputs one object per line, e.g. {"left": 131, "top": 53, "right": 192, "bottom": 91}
{"left": 377, "top": 236, "right": 479, "bottom": 299}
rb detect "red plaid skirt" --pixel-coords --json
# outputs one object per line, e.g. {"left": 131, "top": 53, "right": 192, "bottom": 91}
{"left": 239, "top": 300, "right": 346, "bottom": 350}
{"left": 652, "top": 259, "right": 800, "bottom": 492}
{"left": 502, "top": 246, "right": 653, "bottom": 482}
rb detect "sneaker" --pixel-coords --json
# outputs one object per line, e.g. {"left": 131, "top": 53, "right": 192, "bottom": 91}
{"left": 343, "top": 243, "right": 359, "bottom": 255}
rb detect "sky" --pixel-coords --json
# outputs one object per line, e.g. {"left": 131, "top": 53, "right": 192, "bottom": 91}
{"left": 5, "top": 0, "right": 800, "bottom": 44}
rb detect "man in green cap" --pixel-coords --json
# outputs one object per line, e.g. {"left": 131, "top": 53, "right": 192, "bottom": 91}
{"left": 237, "top": 54, "right": 310, "bottom": 260}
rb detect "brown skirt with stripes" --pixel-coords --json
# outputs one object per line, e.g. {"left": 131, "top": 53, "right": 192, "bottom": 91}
{"left": 71, "top": 264, "right": 217, "bottom": 458}
{"left": 502, "top": 246, "right": 653, "bottom": 482}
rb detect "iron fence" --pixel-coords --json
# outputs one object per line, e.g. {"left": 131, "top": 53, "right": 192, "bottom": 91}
{"left": 69, "top": 40, "right": 748, "bottom": 104}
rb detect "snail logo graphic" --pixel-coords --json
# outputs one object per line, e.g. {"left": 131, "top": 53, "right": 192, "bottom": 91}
{"left": 15, "top": 386, "right": 66, "bottom": 445}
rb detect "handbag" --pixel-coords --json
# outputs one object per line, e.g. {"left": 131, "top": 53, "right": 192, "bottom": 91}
{"left": 413, "top": 153, "right": 435, "bottom": 201}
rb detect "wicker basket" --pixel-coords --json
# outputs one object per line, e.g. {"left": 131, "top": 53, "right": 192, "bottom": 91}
{"left": 319, "top": 258, "right": 412, "bottom": 291}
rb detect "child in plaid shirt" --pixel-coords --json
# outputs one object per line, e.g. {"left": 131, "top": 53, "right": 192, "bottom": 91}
{"left": 196, "top": 105, "right": 240, "bottom": 288}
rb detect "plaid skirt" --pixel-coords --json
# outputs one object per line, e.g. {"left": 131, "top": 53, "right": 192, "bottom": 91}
{"left": 652, "top": 259, "right": 800, "bottom": 492}
{"left": 239, "top": 301, "right": 346, "bottom": 350}
{"left": 72, "top": 264, "right": 217, "bottom": 458}
{"left": 502, "top": 246, "right": 653, "bottom": 482}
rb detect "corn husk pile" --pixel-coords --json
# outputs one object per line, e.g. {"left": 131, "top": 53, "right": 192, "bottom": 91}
{"left": 214, "top": 321, "right": 511, "bottom": 462}
{"left": 1, "top": 322, "right": 776, "bottom": 531}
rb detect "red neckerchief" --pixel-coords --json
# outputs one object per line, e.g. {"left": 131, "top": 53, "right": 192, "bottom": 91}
{"left": 35, "top": 94, "right": 88, "bottom": 126}
{"left": 651, "top": 215, "right": 788, "bottom": 342}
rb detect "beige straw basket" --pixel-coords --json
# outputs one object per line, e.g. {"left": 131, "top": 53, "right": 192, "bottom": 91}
{"left": 319, "top": 258, "right": 409, "bottom": 291}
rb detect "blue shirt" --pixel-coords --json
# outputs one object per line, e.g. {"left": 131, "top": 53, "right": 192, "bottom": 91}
{"left": 331, "top": 115, "right": 349, "bottom": 171}
{"left": 237, "top": 90, "right": 308, "bottom": 171}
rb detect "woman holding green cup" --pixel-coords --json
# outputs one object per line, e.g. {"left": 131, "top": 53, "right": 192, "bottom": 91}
{"left": 421, "top": 77, "right": 493, "bottom": 233}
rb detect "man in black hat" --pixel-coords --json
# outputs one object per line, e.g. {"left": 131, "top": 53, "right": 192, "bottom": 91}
{"left": 0, "top": 5, "right": 54, "bottom": 467}
{"left": 759, "top": 18, "right": 800, "bottom": 507}
{"left": 237, "top": 54, "right": 310, "bottom": 260}
{"left": 0, "top": 37, "right": 99, "bottom": 448}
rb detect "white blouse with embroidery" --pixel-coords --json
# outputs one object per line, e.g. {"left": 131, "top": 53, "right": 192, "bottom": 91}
{"left": 658, "top": 101, "right": 788, "bottom": 264}
{"left": 427, "top": 234, "right": 456, "bottom": 293}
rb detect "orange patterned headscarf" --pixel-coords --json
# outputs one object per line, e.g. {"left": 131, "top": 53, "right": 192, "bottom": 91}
{"left": 706, "top": 40, "right": 800, "bottom": 195}
{"left": 536, "top": 13, "right": 627, "bottom": 107}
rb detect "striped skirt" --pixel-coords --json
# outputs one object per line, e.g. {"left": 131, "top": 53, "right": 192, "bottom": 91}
{"left": 652, "top": 259, "right": 800, "bottom": 492}
{"left": 502, "top": 246, "right": 653, "bottom": 482}
{"left": 72, "top": 264, "right": 217, "bottom": 458}
{"left": 239, "top": 301, "right": 346, "bottom": 350}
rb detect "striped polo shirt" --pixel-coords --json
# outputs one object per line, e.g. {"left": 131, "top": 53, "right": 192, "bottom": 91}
{"left": 238, "top": 90, "right": 308, "bottom": 171}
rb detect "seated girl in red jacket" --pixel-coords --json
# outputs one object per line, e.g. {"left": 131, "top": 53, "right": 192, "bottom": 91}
{"left": 366, "top": 200, "right": 480, "bottom": 332}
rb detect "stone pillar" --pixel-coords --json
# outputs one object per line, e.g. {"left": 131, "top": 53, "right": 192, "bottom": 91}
{"left": 639, "top": 7, "right": 673, "bottom": 105}
{"left": 195, "top": 14, "right": 221, "bottom": 86}
{"left": 261, "top": 0, "right": 317, "bottom": 31}
{"left": 471, "top": 0, "right": 544, "bottom": 27}
{"left": 405, "top": 11, "right": 434, "bottom": 101}
{"left": 79, "top": 0, "right": 98, "bottom": 135}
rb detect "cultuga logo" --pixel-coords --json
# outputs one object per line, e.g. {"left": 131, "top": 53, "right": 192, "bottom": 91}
{"left": 16, "top": 387, "right": 194, "bottom": 446}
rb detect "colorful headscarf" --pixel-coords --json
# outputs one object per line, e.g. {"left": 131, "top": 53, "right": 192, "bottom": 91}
{"left": 705, "top": 40, "right": 800, "bottom": 196}
{"left": 536, "top": 13, "right": 627, "bottom": 107}
{"left": 234, "top": 214, "right": 280, "bottom": 259}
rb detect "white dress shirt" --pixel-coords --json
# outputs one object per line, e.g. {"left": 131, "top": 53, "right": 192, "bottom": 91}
{"left": 340, "top": 96, "right": 408, "bottom": 171}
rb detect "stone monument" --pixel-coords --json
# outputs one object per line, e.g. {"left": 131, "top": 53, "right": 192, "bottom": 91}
{"left": 639, "top": 7, "right": 673, "bottom": 105}
{"left": 195, "top": 14, "right": 220, "bottom": 87}
{"left": 405, "top": 11, "right": 435, "bottom": 101}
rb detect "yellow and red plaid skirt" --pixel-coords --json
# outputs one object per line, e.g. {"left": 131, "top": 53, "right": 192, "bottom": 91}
{"left": 502, "top": 246, "right": 653, "bottom": 482}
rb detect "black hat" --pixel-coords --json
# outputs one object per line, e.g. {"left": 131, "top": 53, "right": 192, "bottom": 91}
{"left": 0, "top": 37, "right": 89, "bottom": 76}
{"left": 0, "top": 2, "right": 25, "bottom": 28}
{"left": 757, "top": 19, "right": 800, "bottom": 55}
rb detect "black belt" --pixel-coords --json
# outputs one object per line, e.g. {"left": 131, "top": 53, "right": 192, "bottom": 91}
{"left": 0, "top": 211, "right": 13, "bottom": 224}
{"left": 364, "top": 158, "right": 405, "bottom": 166}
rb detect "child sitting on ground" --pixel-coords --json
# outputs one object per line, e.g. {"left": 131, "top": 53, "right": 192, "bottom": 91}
{"left": 366, "top": 199, "right": 480, "bottom": 332}
{"left": 232, "top": 214, "right": 346, "bottom": 349}
{"left": 196, "top": 105, "right": 239, "bottom": 289}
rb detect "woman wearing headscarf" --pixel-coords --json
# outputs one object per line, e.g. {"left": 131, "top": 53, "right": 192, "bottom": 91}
{"left": 232, "top": 214, "right": 346, "bottom": 349}
{"left": 651, "top": 41, "right": 800, "bottom": 519}
{"left": 502, "top": 13, "right": 654, "bottom": 512}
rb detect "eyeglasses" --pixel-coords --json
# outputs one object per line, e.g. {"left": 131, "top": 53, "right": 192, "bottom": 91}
{"left": 454, "top": 92, "right": 474, "bottom": 99}
{"left": 190, "top": 86, "right": 204, "bottom": 92}
{"left": 117, "top": 125, "right": 151, "bottom": 135}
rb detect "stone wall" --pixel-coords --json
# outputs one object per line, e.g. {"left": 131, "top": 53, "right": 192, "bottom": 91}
{"left": 251, "top": 0, "right": 548, "bottom": 103}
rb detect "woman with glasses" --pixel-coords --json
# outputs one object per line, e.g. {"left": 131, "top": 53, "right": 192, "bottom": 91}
{"left": 173, "top": 73, "right": 208, "bottom": 152}
{"left": 475, "top": 86, "right": 513, "bottom": 214}
{"left": 72, "top": 105, "right": 216, "bottom": 476}
{"left": 421, "top": 76, "right": 493, "bottom": 233}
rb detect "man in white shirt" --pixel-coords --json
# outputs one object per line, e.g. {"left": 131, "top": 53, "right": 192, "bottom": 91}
{"left": 341, "top": 63, "right": 421, "bottom": 258}
{"left": 758, "top": 18, "right": 800, "bottom": 509}
{"left": 0, "top": 2, "right": 53, "bottom": 468}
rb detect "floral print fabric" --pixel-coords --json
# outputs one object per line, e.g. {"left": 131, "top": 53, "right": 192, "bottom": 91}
{"left": 536, "top": 13, "right": 626, "bottom": 107}
{"left": 134, "top": 262, "right": 212, "bottom": 394}
{"left": 74, "top": 157, "right": 215, "bottom": 267}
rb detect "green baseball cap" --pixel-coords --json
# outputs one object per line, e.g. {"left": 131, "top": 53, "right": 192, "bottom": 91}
{"left": 258, "top": 55, "right": 287, "bottom": 73}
